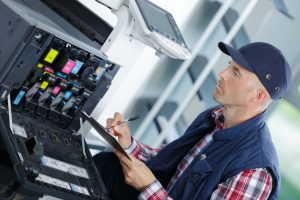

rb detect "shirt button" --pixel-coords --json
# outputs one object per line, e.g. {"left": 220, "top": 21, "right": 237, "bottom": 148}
{"left": 200, "top": 154, "right": 206, "bottom": 160}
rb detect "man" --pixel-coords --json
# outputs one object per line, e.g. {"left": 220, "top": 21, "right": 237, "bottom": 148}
{"left": 94, "top": 42, "right": 292, "bottom": 200}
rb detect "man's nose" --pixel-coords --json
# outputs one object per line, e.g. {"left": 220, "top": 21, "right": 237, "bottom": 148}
{"left": 218, "top": 68, "right": 229, "bottom": 81}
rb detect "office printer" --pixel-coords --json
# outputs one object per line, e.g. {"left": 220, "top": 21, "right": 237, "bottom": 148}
{"left": 0, "top": 0, "right": 189, "bottom": 199}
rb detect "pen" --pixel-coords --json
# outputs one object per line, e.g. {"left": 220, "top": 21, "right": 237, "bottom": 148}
{"left": 105, "top": 114, "right": 141, "bottom": 131}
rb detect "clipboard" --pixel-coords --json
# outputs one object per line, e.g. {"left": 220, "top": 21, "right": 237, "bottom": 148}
{"left": 80, "top": 110, "right": 131, "bottom": 161}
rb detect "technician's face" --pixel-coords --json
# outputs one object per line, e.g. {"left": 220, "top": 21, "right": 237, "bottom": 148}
{"left": 213, "top": 60, "right": 259, "bottom": 106}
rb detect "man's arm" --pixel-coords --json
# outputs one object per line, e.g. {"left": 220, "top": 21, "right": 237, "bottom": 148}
{"left": 107, "top": 112, "right": 170, "bottom": 199}
{"left": 106, "top": 112, "right": 163, "bottom": 161}
{"left": 136, "top": 167, "right": 272, "bottom": 200}
{"left": 210, "top": 168, "right": 272, "bottom": 200}
{"left": 115, "top": 150, "right": 173, "bottom": 200}
{"left": 138, "top": 180, "right": 172, "bottom": 200}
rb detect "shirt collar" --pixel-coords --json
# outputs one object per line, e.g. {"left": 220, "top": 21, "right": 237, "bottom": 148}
{"left": 211, "top": 106, "right": 266, "bottom": 141}
{"left": 211, "top": 107, "right": 225, "bottom": 130}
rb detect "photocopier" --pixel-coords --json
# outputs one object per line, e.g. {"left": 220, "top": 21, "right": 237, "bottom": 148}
{"left": 0, "top": 0, "right": 189, "bottom": 199}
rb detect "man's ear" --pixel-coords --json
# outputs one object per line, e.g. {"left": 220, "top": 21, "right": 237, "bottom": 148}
{"left": 256, "top": 89, "right": 268, "bottom": 102}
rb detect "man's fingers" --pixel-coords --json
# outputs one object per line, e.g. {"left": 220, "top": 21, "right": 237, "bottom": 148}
{"left": 114, "top": 112, "right": 124, "bottom": 120}
{"left": 106, "top": 118, "right": 112, "bottom": 126}
{"left": 115, "top": 150, "right": 132, "bottom": 168}
{"left": 106, "top": 117, "right": 123, "bottom": 133}
{"left": 115, "top": 151, "right": 156, "bottom": 191}
{"left": 105, "top": 118, "right": 117, "bottom": 135}
{"left": 106, "top": 118, "right": 113, "bottom": 127}
{"left": 113, "top": 125, "right": 128, "bottom": 135}
{"left": 107, "top": 112, "right": 124, "bottom": 128}
{"left": 107, "top": 112, "right": 130, "bottom": 134}
{"left": 115, "top": 149, "right": 126, "bottom": 161}
{"left": 113, "top": 112, "right": 125, "bottom": 124}
{"left": 119, "top": 160, "right": 130, "bottom": 173}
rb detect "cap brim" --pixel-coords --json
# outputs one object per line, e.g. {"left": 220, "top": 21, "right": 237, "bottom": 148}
{"left": 218, "top": 42, "right": 254, "bottom": 73}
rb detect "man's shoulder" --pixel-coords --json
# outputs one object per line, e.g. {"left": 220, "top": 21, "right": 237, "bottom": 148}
{"left": 257, "top": 124, "right": 279, "bottom": 164}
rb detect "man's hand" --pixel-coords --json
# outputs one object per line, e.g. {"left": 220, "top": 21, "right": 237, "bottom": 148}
{"left": 106, "top": 112, "right": 132, "bottom": 148}
{"left": 115, "top": 150, "right": 157, "bottom": 191}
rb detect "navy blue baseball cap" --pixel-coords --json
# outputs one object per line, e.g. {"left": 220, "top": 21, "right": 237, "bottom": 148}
{"left": 218, "top": 42, "right": 292, "bottom": 100}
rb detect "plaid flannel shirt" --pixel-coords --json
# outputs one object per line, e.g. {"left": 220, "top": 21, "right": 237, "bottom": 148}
{"left": 125, "top": 108, "right": 272, "bottom": 200}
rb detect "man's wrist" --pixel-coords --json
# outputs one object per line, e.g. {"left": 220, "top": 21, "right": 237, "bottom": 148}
{"left": 122, "top": 136, "right": 133, "bottom": 149}
{"left": 140, "top": 179, "right": 158, "bottom": 192}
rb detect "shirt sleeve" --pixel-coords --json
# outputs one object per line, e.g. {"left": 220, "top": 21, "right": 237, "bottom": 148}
{"left": 124, "top": 138, "right": 164, "bottom": 162}
{"left": 210, "top": 168, "right": 273, "bottom": 200}
{"left": 138, "top": 180, "right": 173, "bottom": 200}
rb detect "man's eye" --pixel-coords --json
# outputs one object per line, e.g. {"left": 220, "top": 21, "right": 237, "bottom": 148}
{"left": 233, "top": 71, "right": 240, "bottom": 76}
{"left": 231, "top": 69, "right": 238, "bottom": 76}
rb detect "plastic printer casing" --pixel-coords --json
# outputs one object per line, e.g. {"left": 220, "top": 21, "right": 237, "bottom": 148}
{"left": 0, "top": 0, "right": 119, "bottom": 199}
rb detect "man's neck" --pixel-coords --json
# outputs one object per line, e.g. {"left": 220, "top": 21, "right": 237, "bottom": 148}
{"left": 222, "top": 105, "right": 264, "bottom": 129}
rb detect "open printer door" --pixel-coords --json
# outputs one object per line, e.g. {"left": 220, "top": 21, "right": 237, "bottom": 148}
{"left": 0, "top": 0, "right": 121, "bottom": 199}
